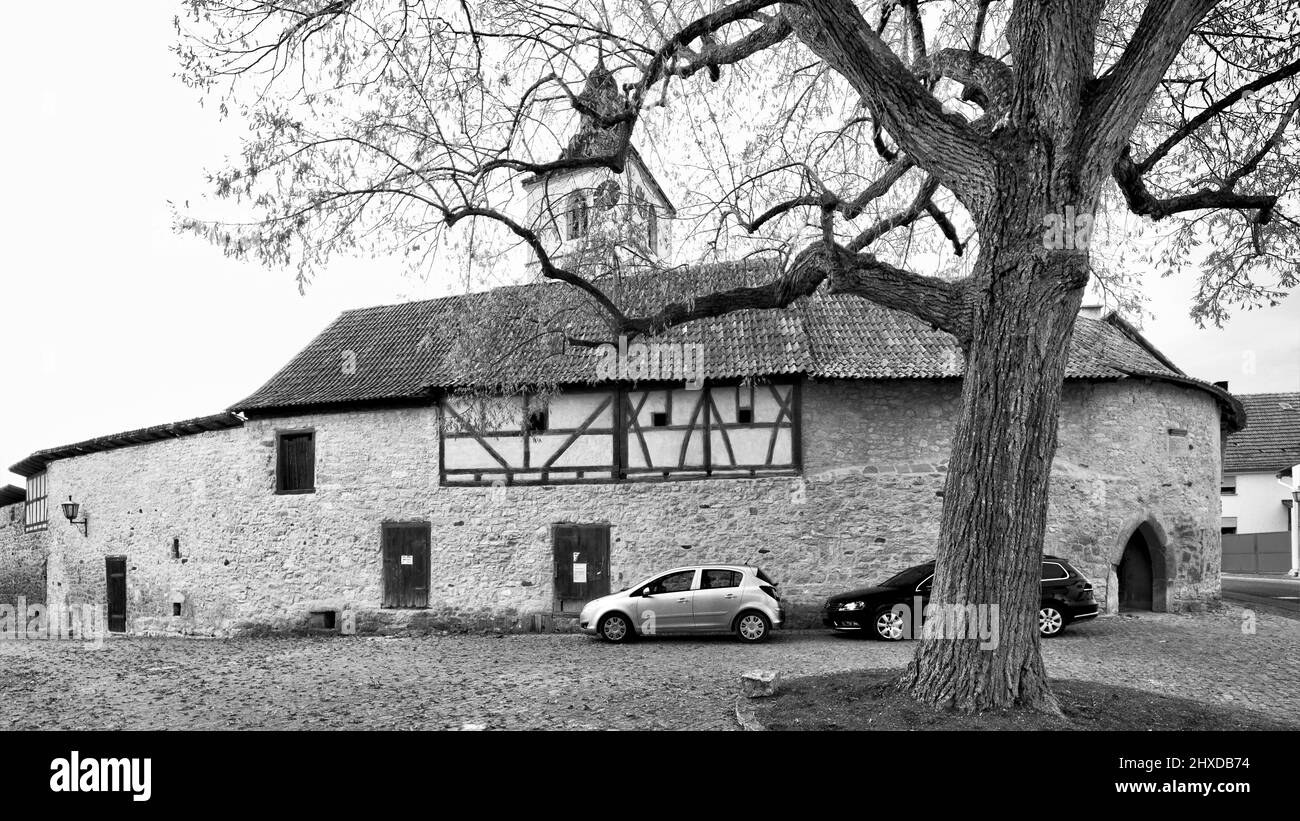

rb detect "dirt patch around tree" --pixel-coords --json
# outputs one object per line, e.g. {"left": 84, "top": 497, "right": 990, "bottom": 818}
{"left": 752, "top": 668, "right": 1297, "bottom": 731}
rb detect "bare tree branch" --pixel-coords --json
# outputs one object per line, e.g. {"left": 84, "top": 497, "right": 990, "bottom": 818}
{"left": 1138, "top": 56, "right": 1300, "bottom": 174}
{"left": 784, "top": 0, "right": 997, "bottom": 212}
{"left": 1113, "top": 148, "right": 1279, "bottom": 224}
{"left": 1085, "top": 0, "right": 1220, "bottom": 184}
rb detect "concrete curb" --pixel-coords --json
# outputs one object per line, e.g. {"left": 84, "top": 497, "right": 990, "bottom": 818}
{"left": 1222, "top": 592, "right": 1300, "bottom": 620}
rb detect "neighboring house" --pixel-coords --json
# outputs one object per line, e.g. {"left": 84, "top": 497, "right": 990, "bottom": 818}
{"left": 2, "top": 97, "right": 1247, "bottom": 636}
{"left": 0, "top": 483, "right": 45, "bottom": 604}
{"left": 1221, "top": 392, "right": 1300, "bottom": 573}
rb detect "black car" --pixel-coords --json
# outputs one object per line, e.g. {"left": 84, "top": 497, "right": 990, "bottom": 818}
{"left": 823, "top": 556, "right": 1099, "bottom": 640}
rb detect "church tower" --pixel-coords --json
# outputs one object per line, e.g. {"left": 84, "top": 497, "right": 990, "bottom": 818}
{"left": 521, "top": 61, "right": 676, "bottom": 273}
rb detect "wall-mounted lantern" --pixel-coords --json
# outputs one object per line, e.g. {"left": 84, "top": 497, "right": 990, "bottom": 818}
{"left": 60, "top": 496, "right": 88, "bottom": 537}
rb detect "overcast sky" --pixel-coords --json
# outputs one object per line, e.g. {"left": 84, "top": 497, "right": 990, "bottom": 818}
{"left": 2, "top": 1, "right": 1297, "bottom": 487}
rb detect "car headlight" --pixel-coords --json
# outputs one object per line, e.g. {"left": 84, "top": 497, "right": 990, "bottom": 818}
{"left": 837, "top": 600, "right": 865, "bottom": 612}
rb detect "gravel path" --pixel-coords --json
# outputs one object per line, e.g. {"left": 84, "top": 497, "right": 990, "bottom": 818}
{"left": 1, "top": 605, "right": 1294, "bottom": 730}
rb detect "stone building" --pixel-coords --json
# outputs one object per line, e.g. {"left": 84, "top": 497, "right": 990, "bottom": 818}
{"left": 0, "top": 483, "right": 45, "bottom": 605}
{"left": 5, "top": 283, "right": 1241, "bottom": 634}
{"left": 2, "top": 89, "right": 1244, "bottom": 635}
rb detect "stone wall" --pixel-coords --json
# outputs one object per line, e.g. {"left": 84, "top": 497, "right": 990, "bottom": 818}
{"left": 39, "top": 376, "right": 1223, "bottom": 635}
{"left": 0, "top": 501, "right": 46, "bottom": 604}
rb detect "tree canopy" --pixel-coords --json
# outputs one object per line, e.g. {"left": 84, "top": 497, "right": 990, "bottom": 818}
{"left": 176, "top": 0, "right": 1299, "bottom": 330}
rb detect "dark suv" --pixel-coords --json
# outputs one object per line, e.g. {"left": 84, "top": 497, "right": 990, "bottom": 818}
{"left": 823, "top": 556, "right": 1099, "bottom": 640}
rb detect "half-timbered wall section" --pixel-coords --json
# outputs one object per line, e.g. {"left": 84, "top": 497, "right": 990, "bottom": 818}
{"left": 439, "top": 381, "right": 800, "bottom": 485}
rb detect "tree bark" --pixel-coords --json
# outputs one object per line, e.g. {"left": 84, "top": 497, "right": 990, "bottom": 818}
{"left": 900, "top": 228, "right": 1089, "bottom": 712}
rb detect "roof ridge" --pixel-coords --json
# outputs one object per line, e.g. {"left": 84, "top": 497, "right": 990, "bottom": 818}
{"left": 1099, "top": 311, "right": 1185, "bottom": 376}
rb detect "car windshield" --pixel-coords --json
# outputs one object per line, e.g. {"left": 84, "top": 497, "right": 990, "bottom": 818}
{"left": 880, "top": 565, "right": 933, "bottom": 588}
{"left": 755, "top": 568, "right": 777, "bottom": 586}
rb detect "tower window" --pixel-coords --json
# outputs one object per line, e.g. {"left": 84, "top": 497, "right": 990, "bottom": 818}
{"left": 566, "top": 192, "right": 590, "bottom": 240}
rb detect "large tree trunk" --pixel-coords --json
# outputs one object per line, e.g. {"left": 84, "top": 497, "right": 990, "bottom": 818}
{"left": 900, "top": 233, "right": 1090, "bottom": 712}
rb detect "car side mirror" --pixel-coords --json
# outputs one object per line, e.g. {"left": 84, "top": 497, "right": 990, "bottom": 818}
{"left": 641, "top": 587, "right": 653, "bottom": 597}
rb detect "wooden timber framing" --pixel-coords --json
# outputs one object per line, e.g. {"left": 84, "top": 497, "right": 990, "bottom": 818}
{"left": 438, "top": 378, "right": 802, "bottom": 486}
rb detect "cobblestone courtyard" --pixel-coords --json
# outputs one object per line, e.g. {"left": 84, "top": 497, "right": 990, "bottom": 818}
{"left": 1, "top": 606, "right": 1295, "bottom": 730}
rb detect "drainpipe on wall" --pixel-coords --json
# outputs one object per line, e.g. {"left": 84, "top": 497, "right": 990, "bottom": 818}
{"left": 1291, "top": 493, "right": 1300, "bottom": 579}
{"left": 1279, "top": 465, "right": 1300, "bottom": 578}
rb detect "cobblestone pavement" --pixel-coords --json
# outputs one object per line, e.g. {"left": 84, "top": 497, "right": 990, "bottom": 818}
{"left": 1, "top": 605, "right": 1295, "bottom": 730}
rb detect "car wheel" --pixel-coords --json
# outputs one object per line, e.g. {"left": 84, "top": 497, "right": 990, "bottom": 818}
{"left": 736, "top": 612, "right": 771, "bottom": 643}
{"left": 599, "top": 613, "right": 633, "bottom": 643}
{"left": 873, "top": 607, "right": 907, "bottom": 641}
{"left": 1038, "top": 605, "right": 1066, "bottom": 637}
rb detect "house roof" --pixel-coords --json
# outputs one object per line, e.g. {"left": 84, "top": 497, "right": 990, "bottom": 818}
{"left": 1224, "top": 392, "right": 1300, "bottom": 474}
{"left": 228, "top": 261, "right": 1244, "bottom": 430}
{"left": 0, "top": 485, "right": 25, "bottom": 507}
{"left": 8, "top": 413, "right": 244, "bottom": 478}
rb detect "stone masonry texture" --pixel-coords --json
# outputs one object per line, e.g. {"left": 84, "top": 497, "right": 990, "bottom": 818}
{"left": 32, "top": 377, "right": 1223, "bottom": 635}
{"left": 0, "top": 502, "right": 46, "bottom": 604}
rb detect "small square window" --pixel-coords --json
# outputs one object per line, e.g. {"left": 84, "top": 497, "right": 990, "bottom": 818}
{"left": 172, "top": 603, "right": 182, "bottom": 617}
{"left": 276, "top": 431, "right": 316, "bottom": 493}
{"left": 527, "top": 410, "right": 549, "bottom": 433}
{"left": 1167, "top": 428, "right": 1188, "bottom": 455}
{"left": 1220, "top": 475, "right": 1237, "bottom": 495}
{"left": 736, "top": 384, "right": 754, "bottom": 424}
{"left": 651, "top": 411, "right": 669, "bottom": 427}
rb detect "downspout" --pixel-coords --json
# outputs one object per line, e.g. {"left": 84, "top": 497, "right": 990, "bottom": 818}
{"left": 1278, "top": 465, "right": 1300, "bottom": 578}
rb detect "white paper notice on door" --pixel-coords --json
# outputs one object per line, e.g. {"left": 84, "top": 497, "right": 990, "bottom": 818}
{"left": 573, "top": 563, "right": 587, "bottom": 583}
{"left": 400, "top": 555, "right": 413, "bottom": 565}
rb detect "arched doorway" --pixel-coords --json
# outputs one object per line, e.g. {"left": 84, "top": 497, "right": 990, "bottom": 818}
{"left": 1118, "top": 532, "right": 1154, "bottom": 611}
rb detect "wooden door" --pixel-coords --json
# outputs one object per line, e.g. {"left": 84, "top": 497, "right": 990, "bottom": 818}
{"left": 552, "top": 524, "right": 610, "bottom": 613}
{"left": 381, "top": 523, "right": 431, "bottom": 608}
{"left": 1118, "top": 536, "right": 1153, "bottom": 611}
{"left": 105, "top": 556, "right": 127, "bottom": 633}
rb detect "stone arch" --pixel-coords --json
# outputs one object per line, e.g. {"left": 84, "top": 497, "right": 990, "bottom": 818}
{"left": 1109, "top": 515, "right": 1172, "bottom": 613}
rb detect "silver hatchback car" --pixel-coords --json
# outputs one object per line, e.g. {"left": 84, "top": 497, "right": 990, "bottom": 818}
{"left": 579, "top": 565, "right": 784, "bottom": 643}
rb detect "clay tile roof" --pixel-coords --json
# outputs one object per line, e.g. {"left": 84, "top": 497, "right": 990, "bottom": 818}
{"left": 0, "top": 484, "right": 25, "bottom": 507}
{"left": 1224, "top": 392, "right": 1300, "bottom": 473}
{"left": 8, "top": 413, "right": 244, "bottom": 478}
{"left": 228, "top": 260, "right": 1242, "bottom": 429}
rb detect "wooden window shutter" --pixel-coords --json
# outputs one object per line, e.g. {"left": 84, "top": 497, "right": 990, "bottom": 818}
{"left": 277, "top": 432, "right": 315, "bottom": 492}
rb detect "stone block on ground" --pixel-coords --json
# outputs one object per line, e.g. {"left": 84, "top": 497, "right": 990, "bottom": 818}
{"left": 741, "top": 669, "right": 781, "bottom": 698}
